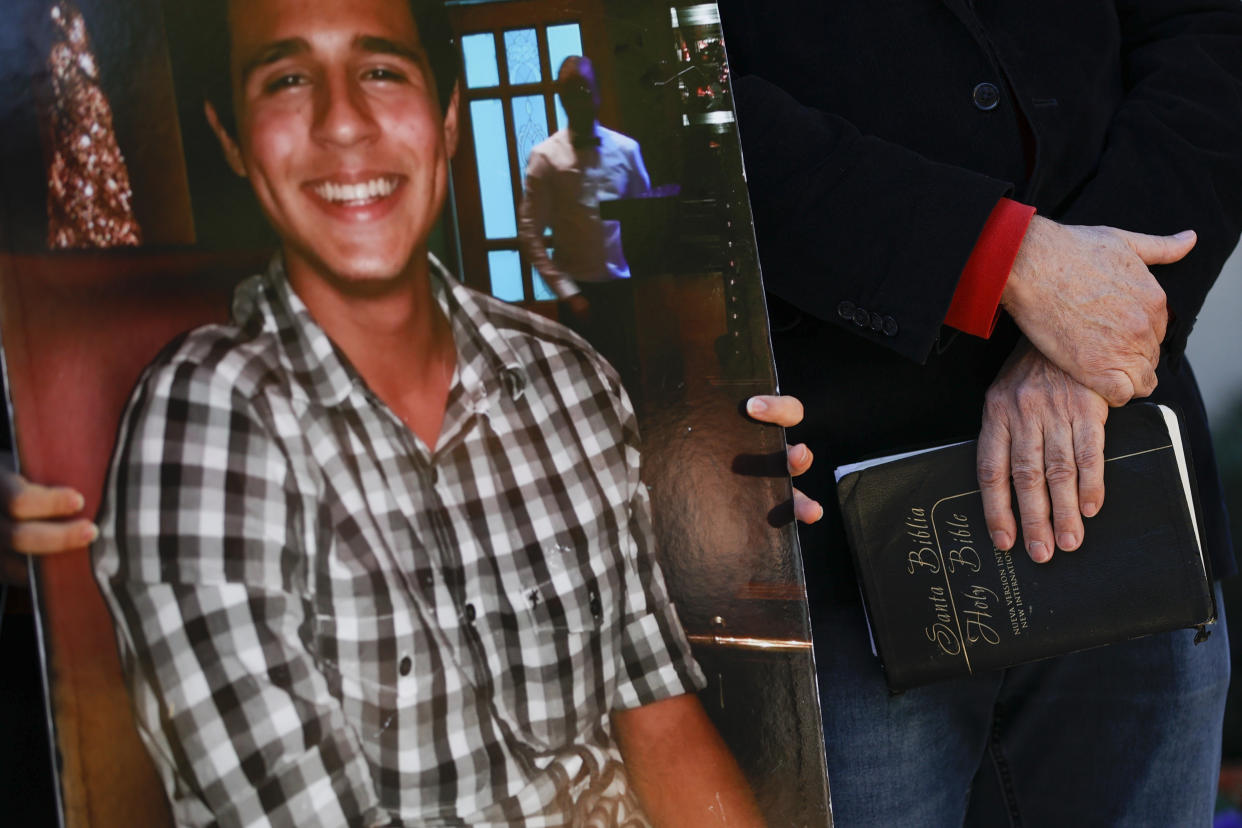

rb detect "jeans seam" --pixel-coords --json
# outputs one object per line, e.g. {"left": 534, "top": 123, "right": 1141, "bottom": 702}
{"left": 987, "top": 709, "right": 1023, "bottom": 828}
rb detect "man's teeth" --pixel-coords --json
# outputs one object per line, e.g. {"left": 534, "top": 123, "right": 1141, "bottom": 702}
{"left": 314, "top": 178, "right": 398, "bottom": 203}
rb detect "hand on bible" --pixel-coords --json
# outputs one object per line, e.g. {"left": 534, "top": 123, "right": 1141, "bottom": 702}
{"left": 1000, "top": 216, "right": 1193, "bottom": 407}
{"left": 977, "top": 340, "right": 1108, "bottom": 563}
{"left": 746, "top": 394, "right": 823, "bottom": 524}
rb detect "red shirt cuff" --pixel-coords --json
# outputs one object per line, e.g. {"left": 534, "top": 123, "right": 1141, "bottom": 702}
{"left": 944, "top": 198, "right": 1036, "bottom": 338}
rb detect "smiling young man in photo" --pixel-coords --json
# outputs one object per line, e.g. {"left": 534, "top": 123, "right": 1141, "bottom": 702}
{"left": 90, "top": 1, "right": 776, "bottom": 825}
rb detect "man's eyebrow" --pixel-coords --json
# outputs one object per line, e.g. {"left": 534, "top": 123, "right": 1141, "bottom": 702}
{"left": 356, "top": 35, "right": 425, "bottom": 63}
{"left": 239, "top": 39, "right": 309, "bottom": 85}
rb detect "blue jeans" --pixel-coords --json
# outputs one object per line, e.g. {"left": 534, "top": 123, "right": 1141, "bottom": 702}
{"left": 813, "top": 583, "right": 1231, "bottom": 827}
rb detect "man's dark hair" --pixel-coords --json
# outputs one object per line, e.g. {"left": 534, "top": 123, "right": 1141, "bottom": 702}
{"left": 195, "top": 0, "right": 460, "bottom": 138}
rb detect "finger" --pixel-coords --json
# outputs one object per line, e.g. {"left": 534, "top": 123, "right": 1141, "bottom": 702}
{"left": 792, "top": 487, "right": 823, "bottom": 525}
{"left": 1130, "top": 358, "right": 1159, "bottom": 400}
{"left": 1010, "top": 414, "right": 1055, "bottom": 563}
{"left": 6, "top": 480, "right": 86, "bottom": 521}
{"left": 977, "top": 408, "right": 1017, "bottom": 552}
{"left": 1095, "top": 368, "right": 1136, "bottom": 408}
{"left": 746, "top": 395, "right": 805, "bottom": 428}
{"left": 786, "top": 443, "right": 813, "bottom": 477}
{"left": 1043, "top": 419, "right": 1084, "bottom": 551}
{"left": 1, "top": 516, "right": 98, "bottom": 555}
{"left": 1073, "top": 408, "right": 1107, "bottom": 519}
{"left": 1123, "top": 228, "right": 1196, "bottom": 266}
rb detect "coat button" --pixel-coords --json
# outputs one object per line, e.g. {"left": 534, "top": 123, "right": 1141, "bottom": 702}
{"left": 973, "top": 82, "right": 1000, "bottom": 111}
{"left": 399, "top": 656, "right": 412, "bottom": 676}
{"left": 853, "top": 308, "right": 870, "bottom": 327}
{"left": 883, "top": 316, "right": 899, "bottom": 337}
{"left": 837, "top": 300, "right": 855, "bottom": 320}
{"left": 870, "top": 312, "right": 884, "bottom": 332}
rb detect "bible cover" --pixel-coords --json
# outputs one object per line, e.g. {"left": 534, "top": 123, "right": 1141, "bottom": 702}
{"left": 835, "top": 403, "right": 1216, "bottom": 691}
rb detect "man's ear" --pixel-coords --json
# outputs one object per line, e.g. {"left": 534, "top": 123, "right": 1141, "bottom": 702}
{"left": 443, "top": 81, "right": 461, "bottom": 160}
{"left": 204, "top": 101, "right": 247, "bottom": 178}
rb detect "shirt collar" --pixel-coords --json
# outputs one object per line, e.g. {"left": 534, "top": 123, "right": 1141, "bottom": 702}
{"left": 231, "top": 253, "right": 528, "bottom": 411}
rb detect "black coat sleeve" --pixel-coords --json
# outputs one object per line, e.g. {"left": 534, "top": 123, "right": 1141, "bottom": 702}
{"left": 720, "top": 0, "right": 1013, "bottom": 365}
{"left": 1056, "top": 0, "right": 1242, "bottom": 362}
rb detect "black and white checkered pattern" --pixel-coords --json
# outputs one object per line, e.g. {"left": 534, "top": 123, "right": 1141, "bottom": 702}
{"left": 93, "top": 256, "right": 705, "bottom": 827}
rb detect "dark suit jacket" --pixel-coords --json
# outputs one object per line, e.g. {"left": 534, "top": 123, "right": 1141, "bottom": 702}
{"left": 718, "top": 0, "right": 1242, "bottom": 597}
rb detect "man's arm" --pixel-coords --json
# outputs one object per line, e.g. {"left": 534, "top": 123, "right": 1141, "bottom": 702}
{"left": 518, "top": 150, "right": 579, "bottom": 301}
{"left": 612, "top": 694, "right": 764, "bottom": 827}
{"left": 93, "top": 361, "right": 386, "bottom": 827}
{"left": 728, "top": 69, "right": 1195, "bottom": 406}
{"left": 623, "top": 139, "right": 651, "bottom": 199}
{"left": 1053, "top": 0, "right": 1242, "bottom": 364}
{"left": 721, "top": 0, "right": 1241, "bottom": 388}
{"left": 980, "top": 0, "right": 1242, "bottom": 560}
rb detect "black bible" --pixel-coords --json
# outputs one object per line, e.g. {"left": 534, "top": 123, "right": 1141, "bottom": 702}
{"left": 834, "top": 402, "right": 1216, "bottom": 691}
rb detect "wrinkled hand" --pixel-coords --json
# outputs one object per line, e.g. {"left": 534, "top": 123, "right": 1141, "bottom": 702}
{"left": 1001, "top": 216, "right": 1194, "bottom": 407}
{"left": 1, "top": 470, "right": 96, "bottom": 556}
{"left": 978, "top": 340, "right": 1108, "bottom": 563}
{"left": 745, "top": 395, "right": 823, "bottom": 524}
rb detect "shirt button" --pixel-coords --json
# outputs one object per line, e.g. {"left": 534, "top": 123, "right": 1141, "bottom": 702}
{"left": 883, "top": 316, "right": 899, "bottom": 337}
{"left": 399, "top": 656, "right": 412, "bottom": 676}
{"left": 869, "top": 312, "right": 884, "bottom": 332}
{"left": 464, "top": 603, "right": 477, "bottom": 623}
{"left": 589, "top": 589, "right": 602, "bottom": 618}
{"left": 973, "top": 82, "right": 1000, "bottom": 111}
{"left": 418, "top": 570, "right": 434, "bottom": 590}
{"left": 837, "top": 300, "right": 856, "bottom": 320}
{"left": 852, "top": 308, "right": 870, "bottom": 327}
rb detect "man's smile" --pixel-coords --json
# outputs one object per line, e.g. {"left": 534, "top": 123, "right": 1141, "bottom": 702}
{"left": 306, "top": 173, "right": 404, "bottom": 205}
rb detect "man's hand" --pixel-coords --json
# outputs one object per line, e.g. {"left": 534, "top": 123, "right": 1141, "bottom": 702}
{"left": 978, "top": 340, "right": 1109, "bottom": 563}
{"left": 567, "top": 294, "right": 591, "bottom": 323}
{"left": 1001, "top": 216, "right": 1194, "bottom": 406}
{"left": 1, "top": 471, "right": 95, "bottom": 556}
{"left": 745, "top": 394, "right": 823, "bottom": 524}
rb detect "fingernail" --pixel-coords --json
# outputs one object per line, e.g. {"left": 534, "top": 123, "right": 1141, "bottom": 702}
{"left": 1082, "top": 502, "right": 1098, "bottom": 518}
{"left": 1174, "top": 230, "right": 1195, "bottom": 241}
{"left": 1058, "top": 533, "right": 1077, "bottom": 551}
{"left": 990, "top": 531, "right": 1010, "bottom": 550}
{"left": 72, "top": 492, "right": 86, "bottom": 511}
{"left": 746, "top": 397, "right": 768, "bottom": 415}
{"left": 85, "top": 523, "right": 99, "bottom": 543}
{"left": 795, "top": 444, "right": 809, "bottom": 463}
{"left": 1028, "top": 541, "right": 1050, "bottom": 563}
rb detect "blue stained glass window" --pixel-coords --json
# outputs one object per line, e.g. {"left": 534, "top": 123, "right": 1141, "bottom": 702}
{"left": 511, "top": 95, "right": 549, "bottom": 172}
{"left": 461, "top": 34, "right": 499, "bottom": 88}
{"left": 546, "top": 24, "right": 583, "bottom": 78}
{"left": 469, "top": 99, "right": 517, "bottom": 240}
{"left": 490, "top": 250, "right": 524, "bottom": 302}
{"left": 504, "top": 29, "right": 540, "bottom": 84}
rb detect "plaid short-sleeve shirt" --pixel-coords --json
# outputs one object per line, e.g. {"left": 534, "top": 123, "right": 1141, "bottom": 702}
{"left": 93, "top": 256, "right": 705, "bottom": 827}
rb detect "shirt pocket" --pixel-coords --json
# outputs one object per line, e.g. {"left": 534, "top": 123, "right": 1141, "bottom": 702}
{"left": 482, "top": 542, "right": 625, "bottom": 752}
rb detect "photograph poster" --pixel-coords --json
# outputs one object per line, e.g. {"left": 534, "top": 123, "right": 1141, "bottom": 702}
{"left": 0, "top": 0, "right": 831, "bottom": 824}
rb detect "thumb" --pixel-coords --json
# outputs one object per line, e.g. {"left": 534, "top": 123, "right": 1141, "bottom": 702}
{"left": 1124, "top": 228, "right": 1197, "bottom": 265}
